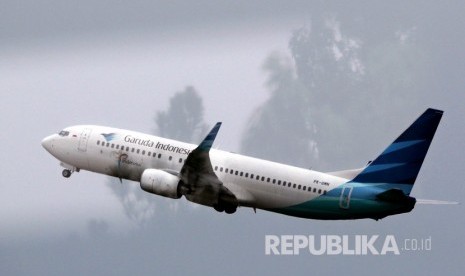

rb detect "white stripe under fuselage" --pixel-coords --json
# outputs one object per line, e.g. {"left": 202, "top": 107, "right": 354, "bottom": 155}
{"left": 65, "top": 125, "right": 347, "bottom": 210}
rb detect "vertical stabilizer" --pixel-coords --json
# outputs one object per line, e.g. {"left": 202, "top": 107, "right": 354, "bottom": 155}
{"left": 352, "top": 108, "right": 443, "bottom": 192}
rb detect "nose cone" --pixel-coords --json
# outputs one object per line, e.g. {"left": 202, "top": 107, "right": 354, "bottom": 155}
{"left": 41, "top": 135, "right": 55, "bottom": 153}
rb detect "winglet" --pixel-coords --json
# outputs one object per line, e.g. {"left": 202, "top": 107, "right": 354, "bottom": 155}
{"left": 198, "top": 122, "right": 222, "bottom": 152}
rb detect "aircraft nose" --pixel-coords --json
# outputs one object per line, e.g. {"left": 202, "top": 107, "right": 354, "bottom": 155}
{"left": 41, "top": 135, "right": 55, "bottom": 153}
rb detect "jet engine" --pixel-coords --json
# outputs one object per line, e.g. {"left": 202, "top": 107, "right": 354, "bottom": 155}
{"left": 140, "top": 169, "right": 181, "bottom": 199}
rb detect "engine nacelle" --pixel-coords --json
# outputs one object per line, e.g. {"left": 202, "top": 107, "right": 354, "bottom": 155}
{"left": 140, "top": 169, "right": 181, "bottom": 199}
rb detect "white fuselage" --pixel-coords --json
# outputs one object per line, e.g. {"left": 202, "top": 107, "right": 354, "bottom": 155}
{"left": 42, "top": 109, "right": 445, "bottom": 220}
{"left": 42, "top": 125, "right": 346, "bottom": 211}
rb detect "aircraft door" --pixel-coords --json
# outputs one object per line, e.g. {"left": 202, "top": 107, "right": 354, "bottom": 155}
{"left": 78, "top": 128, "right": 92, "bottom": 152}
{"left": 339, "top": 186, "right": 353, "bottom": 209}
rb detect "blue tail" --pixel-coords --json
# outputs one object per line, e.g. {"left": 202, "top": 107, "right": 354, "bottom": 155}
{"left": 352, "top": 108, "right": 443, "bottom": 193}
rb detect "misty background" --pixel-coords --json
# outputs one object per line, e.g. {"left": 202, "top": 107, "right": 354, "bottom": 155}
{"left": 1, "top": 1, "right": 464, "bottom": 275}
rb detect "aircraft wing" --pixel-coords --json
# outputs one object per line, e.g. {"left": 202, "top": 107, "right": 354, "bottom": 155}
{"left": 178, "top": 122, "right": 238, "bottom": 213}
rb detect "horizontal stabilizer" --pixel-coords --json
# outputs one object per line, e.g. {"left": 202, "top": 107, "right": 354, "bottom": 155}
{"left": 416, "top": 199, "right": 459, "bottom": 205}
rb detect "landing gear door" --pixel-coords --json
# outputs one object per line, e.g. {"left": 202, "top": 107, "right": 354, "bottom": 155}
{"left": 78, "top": 128, "right": 92, "bottom": 152}
{"left": 339, "top": 186, "right": 353, "bottom": 209}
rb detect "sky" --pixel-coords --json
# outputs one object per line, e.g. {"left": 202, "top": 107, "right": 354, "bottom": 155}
{"left": 1, "top": 1, "right": 464, "bottom": 275}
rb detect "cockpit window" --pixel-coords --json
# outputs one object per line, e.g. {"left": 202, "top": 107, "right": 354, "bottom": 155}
{"left": 59, "top": 130, "right": 70, "bottom": 137}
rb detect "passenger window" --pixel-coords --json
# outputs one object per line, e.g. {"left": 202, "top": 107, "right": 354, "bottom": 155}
{"left": 97, "top": 141, "right": 100, "bottom": 145}
{"left": 283, "top": 181, "right": 287, "bottom": 186}
{"left": 256, "top": 175, "right": 260, "bottom": 180}
{"left": 215, "top": 166, "right": 218, "bottom": 171}
{"left": 240, "top": 172, "right": 243, "bottom": 177}
{"left": 131, "top": 148, "right": 135, "bottom": 152}
{"left": 235, "top": 171, "right": 238, "bottom": 176}
{"left": 230, "top": 170, "right": 234, "bottom": 175}
{"left": 298, "top": 184, "right": 301, "bottom": 189}
{"left": 169, "top": 156, "right": 172, "bottom": 161}
{"left": 225, "top": 168, "right": 229, "bottom": 173}
{"left": 111, "top": 144, "right": 115, "bottom": 148}
{"left": 318, "top": 189, "right": 322, "bottom": 194}
{"left": 313, "top": 188, "right": 317, "bottom": 193}
{"left": 245, "top": 173, "right": 249, "bottom": 178}
{"left": 288, "top": 183, "right": 291, "bottom": 187}
{"left": 272, "top": 179, "right": 276, "bottom": 184}
{"left": 158, "top": 153, "right": 162, "bottom": 158}
{"left": 179, "top": 158, "right": 183, "bottom": 163}
{"left": 267, "top": 178, "right": 270, "bottom": 182}
{"left": 126, "top": 147, "right": 130, "bottom": 151}
{"left": 293, "top": 184, "right": 296, "bottom": 188}
{"left": 106, "top": 143, "right": 110, "bottom": 147}
{"left": 220, "top": 167, "right": 223, "bottom": 172}
{"left": 250, "top": 174, "right": 254, "bottom": 178}
{"left": 303, "top": 186, "right": 306, "bottom": 191}
{"left": 136, "top": 149, "right": 140, "bottom": 154}
{"left": 261, "top": 176, "right": 265, "bottom": 181}
{"left": 278, "top": 180, "right": 281, "bottom": 185}
{"left": 116, "top": 145, "right": 119, "bottom": 149}
{"left": 142, "top": 150, "right": 145, "bottom": 155}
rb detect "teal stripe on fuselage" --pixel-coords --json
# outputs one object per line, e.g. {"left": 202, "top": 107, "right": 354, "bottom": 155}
{"left": 268, "top": 182, "right": 415, "bottom": 220}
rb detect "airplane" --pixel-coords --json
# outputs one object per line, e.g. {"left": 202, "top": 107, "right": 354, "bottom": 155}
{"left": 41, "top": 108, "right": 452, "bottom": 220}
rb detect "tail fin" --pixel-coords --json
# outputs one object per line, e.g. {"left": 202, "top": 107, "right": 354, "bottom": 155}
{"left": 352, "top": 108, "right": 443, "bottom": 192}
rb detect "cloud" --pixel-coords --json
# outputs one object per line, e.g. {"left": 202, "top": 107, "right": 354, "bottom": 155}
{"left": 1, "top": 1, "right": 311, "bottom": 45}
